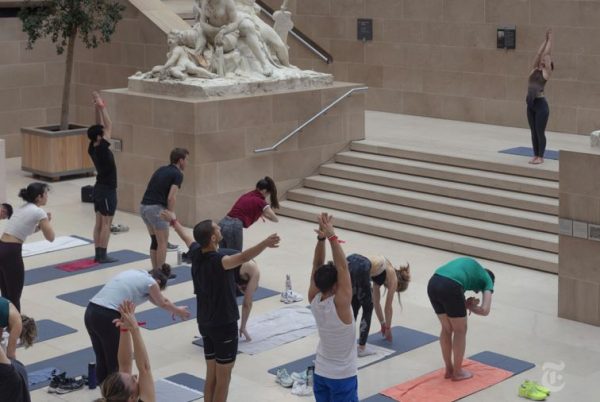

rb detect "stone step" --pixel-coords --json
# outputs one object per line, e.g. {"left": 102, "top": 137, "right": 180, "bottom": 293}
{"left": 279, "top": 200, "right": 558, "bottom": 273}
{"left": 302, "top": 175, "right": 558, "bottom": 233}
{"left": 336, "top": 150, "right": 558, "bottom": 198}
{"left": 287, "top": 187, "right": 558, "bottom": 253}
{"left": 320, "top": 163, "right": 558, "bottom": 215}
{"left": 351, "top": 140, "right": 558, "bottom": 181}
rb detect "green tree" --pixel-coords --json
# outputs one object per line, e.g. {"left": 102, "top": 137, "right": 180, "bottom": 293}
{"left": 19, "top": 0, "right": 125, "bottom": 131}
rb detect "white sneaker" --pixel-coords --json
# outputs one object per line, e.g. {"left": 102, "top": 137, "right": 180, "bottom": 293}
{"left": 357, "top": 345, "right": 377, "bottom": 357}
{"left": 291, "top": 380, "right": 313, "bottom": 396}
{"left": 280, "top": 289, "right": 303, "bottom": 304}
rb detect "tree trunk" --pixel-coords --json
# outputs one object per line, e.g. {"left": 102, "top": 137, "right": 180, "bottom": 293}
{"left": 60, "top": 28, "right": 77, "bottom": 131}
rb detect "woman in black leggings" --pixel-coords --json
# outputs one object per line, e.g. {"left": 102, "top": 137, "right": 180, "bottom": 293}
{"left": 526, "top": 29, "right": 553, "bottom": 165}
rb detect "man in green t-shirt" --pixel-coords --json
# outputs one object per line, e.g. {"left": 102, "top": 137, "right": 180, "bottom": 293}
{"left": 427, "top": 257, "right": 495, "bottom": 381}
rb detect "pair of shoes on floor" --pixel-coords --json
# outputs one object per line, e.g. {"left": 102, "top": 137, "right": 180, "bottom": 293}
{"left": 275, "top": 368, "right": 294, "bottom": 388}
{"left": 110, "top": 224, "right": 129, "bottom": 234}
{"left": 280, "top": 289, "right": 303, "bottom": 304}
{"left": 276, "top": 368, "right": 313, "bottom": 396}
{"left": 518, "top": 380, "right": 550, "bottom": 400}
{"left": 47, "top": 371, "right": 86, "bottom": 394}
{"left": 291, "top": 365, "right": 314, "bottom": 385}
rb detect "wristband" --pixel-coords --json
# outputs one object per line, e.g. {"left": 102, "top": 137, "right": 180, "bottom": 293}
{"left": 170, "top": 219, "right": 178, "bottom": 227}
{"left": 120, "top": 329, "right": 128, "bottom": 333}
{"left": 317, "top": 235, "right": 326, "bottom": 241}
{"left": 327, "top": 235, "right": 338, "bottom": 242}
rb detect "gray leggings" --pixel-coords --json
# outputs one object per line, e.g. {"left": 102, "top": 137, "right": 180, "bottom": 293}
{"left": 218, "top": 216, "right": 243, "bottom": 251}
{"left": 347, "top": 254, "right": 373, "bottom": 346}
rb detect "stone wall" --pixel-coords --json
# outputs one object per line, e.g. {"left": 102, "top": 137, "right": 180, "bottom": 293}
{"left": 0, "top": 139, "right": 5, "bottom": 202}
{"left": 277, "top": 0, "right": 600, "bottom": 134}
{"left": 558, "top": 150, "right": 600, "bottom": 326}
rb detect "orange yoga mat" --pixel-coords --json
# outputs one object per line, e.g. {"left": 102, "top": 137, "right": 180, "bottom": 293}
{"left": 381, "top": 359, "right": 513, "bottom": 402}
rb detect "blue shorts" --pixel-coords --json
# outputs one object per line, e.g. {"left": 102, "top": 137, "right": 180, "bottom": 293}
{"left": 313, "top": 373, "right": 358, "bottom": 402}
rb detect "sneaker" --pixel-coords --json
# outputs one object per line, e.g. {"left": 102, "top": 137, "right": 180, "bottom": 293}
{"left": 55, "top": 375, "right": 85, "bottom": 394}
{"left": 275, "top": 368, "right": 294, "bottom": 388}
{"left": 518, "top": 382, "right": 547, "bottom": 401}
{"left": 110, "top": 224, "right": 129, "bottom": 233}
{"left": 47, "top": 371, "right": 67, "bottom": 393}
{"left": 522, "top": 380, "right": 550, "bottom": 396}
{"left": 167, "top": 242, "right": 179, "bottom": 251}
{"left": 291, "top": 365, "right": 315, "bottom": 384}
{"left": 280, "top": 289, "right": 303, "bottom": 304}
{"left": 357, "top": 345, "right": 377, "bottom": 357}
{"left": 291, "top": 379, "right": 313, "bottom": 396}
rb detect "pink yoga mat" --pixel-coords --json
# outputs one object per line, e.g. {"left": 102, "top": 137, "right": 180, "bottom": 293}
{"left": 56, "top": 259, "right": 99, "bottom": 272}
{"left": 381, "top": 359, "right": 512, "bottom": 402}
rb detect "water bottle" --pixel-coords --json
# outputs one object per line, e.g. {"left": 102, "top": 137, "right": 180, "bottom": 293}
{"left": 285, "top": 274, "right": 291, "bottom": 291}
{"left": 177, "top": 250, "right": 182, "bottom": 265}
{"left": 88, "top": 362, "right": 97, "bottom": 389}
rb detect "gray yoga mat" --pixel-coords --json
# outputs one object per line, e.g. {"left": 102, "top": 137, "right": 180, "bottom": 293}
{"left": 142, "top": 287, "right": 279, "bottom": 330}
{"left": 32, "top": 319, "right": 77, "bottom": 343}
{"left": 25, "top": 249, "right": 148, "bottom": 286}
{"left": 56, "top": 265, "right": 192, "bottom": 307}
{"left": 165, "top": 373, "right": 205, "bottom": 392}
{"left": 268, "top": 326, "right": 438, "bottom": 375}
{"left": 499, "top": 146, "right": 559, "bottom": 160}
{"left": 26, "top": 347, "right": 94, "bottom": 390}
{"left": 155, "top": 378, "right": 203, "bottom": 402}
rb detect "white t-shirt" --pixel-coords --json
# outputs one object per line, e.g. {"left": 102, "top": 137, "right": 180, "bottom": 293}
{"left": 90, "top": 270, "right": 157, "bottom": 310}
{"left": 3, "top": 203, "right": 47, "bottom": 242}
{"left": 310, "top": 293, "right": 357, "bottom": 379}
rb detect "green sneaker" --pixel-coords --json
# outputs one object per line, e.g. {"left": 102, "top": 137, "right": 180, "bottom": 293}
{"left": 523, "top": 380, "right": 550, "bottom": 396}
{"left": 518, "top": 382, "right": 547, "bottom": 401}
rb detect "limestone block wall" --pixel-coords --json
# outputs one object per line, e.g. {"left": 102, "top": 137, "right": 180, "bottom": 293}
{"left": 558, "top": 150, "right": 600, "bottom": 326}
{"left": 276, "top": 0, "right": 600, "bottom": 134}
{"left": 0, "top": 139, "right": 5, "bottom": 202}
{"left": 101, "top": 83, "right": 365, "bottom": 226}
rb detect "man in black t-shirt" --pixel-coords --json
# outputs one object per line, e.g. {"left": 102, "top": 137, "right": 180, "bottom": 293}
{"left": 159, "top": 209, "right": 279, "bottom": 402}
{"left": 140, "top": 147, "right": 189, "bottom": 272}
{"left": 0, "top": 340, "right": 30, "bottom": 402}
{"left": 87, "top": 91, "right": 118, "bottom": 264}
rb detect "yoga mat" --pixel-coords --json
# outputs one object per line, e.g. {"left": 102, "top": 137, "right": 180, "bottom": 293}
{"left": 25, "top": 249, "right": 148, "bottom": 286}
{"left": 142, "top": 287, "right": 278, "bottom": 330}
{"left": 165, "top": 373, "right": 205, "bottom": 392}
{"left": 155, "top": 378, "right": 203, "bottom": 402}
{"left": 26, "top": 347, "right": 94, "bottom": 390}
{"left": 22, "top": 235, "right": 92, "bottom": 258}
{"left": 56, "top": 265, "right": 192, "bottom": 307}
{"left": 363, "top": 352, "right": 535, "bottom": 402}
{"left": 268, "top": 326, "right": 438, "bottom": 375}
{"left": 380, "top": 359, "right": 512, "bottom": 402}
{"left": 499, "top": 146, "right": 559, "bottom": 160}
{"left": 57, "top": 258, "right": 98, "bottom": 272}
{"left": 32, "top": 319, "right": 77, "bottom": 343}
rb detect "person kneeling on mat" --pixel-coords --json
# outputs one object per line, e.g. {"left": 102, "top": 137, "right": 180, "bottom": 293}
{"left": 97, "top": 300, "right": 156, "bottom": 402}
{"left": 346, "top": 254, "right": 410, "bottom": 356}
{"left": 85, "top": 266, "right": 190, "bottom": 384}
{"left": 427, "top": 256, "right": 494, "bottom": 381}
{"left": 309, "top": 213, "right": 358, "bottom": 402}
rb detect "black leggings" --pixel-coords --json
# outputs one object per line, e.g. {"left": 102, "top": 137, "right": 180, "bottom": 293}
{"left": 527, "top": 97, "right": 549, "bottom": 158}
{"left": 84, "top": 303, "right": 120, "bottom": 384}
{"left": 348, "top": 254, "right": 373, "bottom": 346}
{"left": 0, "top": 241, "right": 24, "bottom": 312}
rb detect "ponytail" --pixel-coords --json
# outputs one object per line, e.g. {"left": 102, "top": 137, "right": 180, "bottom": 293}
{"left": 18, "top": 182, "right": 49, "bottom": 204}
{"left": 256, "top": 176, "right": 279, "bottom": 209}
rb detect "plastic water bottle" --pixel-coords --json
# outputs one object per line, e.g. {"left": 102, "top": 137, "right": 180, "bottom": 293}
{"left": 177, "top": 250, "right": 182, "bottom": 265}
{"left": 88, "top": 362, "right": 97, "bottom": 389}
{"left": 285, "top": 274, "right": 292, "bottom": 291}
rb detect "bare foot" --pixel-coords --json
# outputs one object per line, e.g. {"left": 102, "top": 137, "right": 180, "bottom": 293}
{"left": 532, "top": 157, "right": 544, "bottom": 165}
{"left": 452, "top": 369, "right": 473, "bottom": 381}
{"left": 528, "top": 157, "right": 537, "bottom": 164}
{"left": 444, "top": 368, "right": 453, "bottom": 379}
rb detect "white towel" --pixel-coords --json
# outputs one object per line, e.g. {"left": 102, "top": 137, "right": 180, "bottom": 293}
{"left": 22, "top": 236, "right": 91, "bottom": 257}
{"left": 238, "top": 305, "right": 317, "bottom": 355}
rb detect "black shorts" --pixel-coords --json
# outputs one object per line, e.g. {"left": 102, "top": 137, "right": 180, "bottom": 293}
{"left": 93, "top": 185, "right": 117, "bottom": 216}
{"left": 198, "top": 322, "right": 238, "bottom": 364}
{"left": 427, "top": 274, "right": 466, "bottom": 318}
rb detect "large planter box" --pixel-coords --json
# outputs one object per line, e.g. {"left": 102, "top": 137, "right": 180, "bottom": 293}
{"left": 21, "top": 125, "right": 95, "bottom": 179}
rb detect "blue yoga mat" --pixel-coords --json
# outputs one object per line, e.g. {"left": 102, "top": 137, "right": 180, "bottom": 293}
{"left": 268, "top": 326, "right": 438, "bottom": 376}
{"left": 33, "top": 319, "right": 77, "bottom": 343}
{"left": 57, "top": 265, "right": 192, "bottom": 307}
{"left": 25, "top": 250, "right": 148, "bottom": 286}
{"left": 499, "top": 147, "right": 559, "bottom": 160}
{"left": 361, "top": 351, "right": 535, "bottom": 402}
{"left": 470, "top": 351, "right": 535, "bottom": 375}
{"left": 165, "top": 373, "right": 205, "bottom": 392}
{"left": 26, "top": 347, "right": 94, "bottom": 390}
{"left": 141, "top": 287, "right": 278, "bottom": 330}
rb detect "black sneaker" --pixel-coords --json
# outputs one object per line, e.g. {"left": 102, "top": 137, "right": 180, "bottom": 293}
{"left": 47, "top": 371, "right": 66, "bottom": 393}
{"left": 167, "top": 242, "right": 179, "bottom": 251}
{"left": 56, "top": 375, "right": 85, "bottom": 394}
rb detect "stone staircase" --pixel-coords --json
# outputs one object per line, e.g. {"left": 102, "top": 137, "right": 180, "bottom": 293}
{"left": 279, "top": 140, "right": 559, "bottom": 273}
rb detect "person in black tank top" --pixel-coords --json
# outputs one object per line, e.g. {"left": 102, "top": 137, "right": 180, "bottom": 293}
{"left": 526, "top": 29, "right": 553, "bottom": 165}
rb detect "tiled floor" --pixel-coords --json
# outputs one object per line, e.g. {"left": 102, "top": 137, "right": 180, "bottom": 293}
{"left": 3, "top": 113, "right": 598, "bottom": 402}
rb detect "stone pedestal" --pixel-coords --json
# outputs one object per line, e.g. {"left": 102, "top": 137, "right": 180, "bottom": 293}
{"left": 558, "top": 150, "right": 600, "bottom": 326}
{"left": 103, "top": 82, "right": 365, "bottom": 226}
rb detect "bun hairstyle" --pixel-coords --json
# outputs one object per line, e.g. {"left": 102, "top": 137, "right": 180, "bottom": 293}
{"left": 98, "top": 372, "right": 131, "bottom": 402}
{"left": 150, "top": 263, "right": 171, "bottom": 290}
{"left": 18, "top": 182, "right": 50, "bottom": 204}
{"left": 256, "top": 176, "right": 279, "bottom": 209}
{"left": 394, "top": 262, "right": 411, "bottom": 308}
{"left": 19, "top": 315, "right": 37, "bottom": 348}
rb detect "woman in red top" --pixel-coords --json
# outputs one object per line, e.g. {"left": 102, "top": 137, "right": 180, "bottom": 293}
{"left": 218, "top": 177, "right": 279, "bottom": 251}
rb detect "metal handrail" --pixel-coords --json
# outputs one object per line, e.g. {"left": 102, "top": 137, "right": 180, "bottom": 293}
{"left": 254, "top": 86, "right": 368, "bottom": 153}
